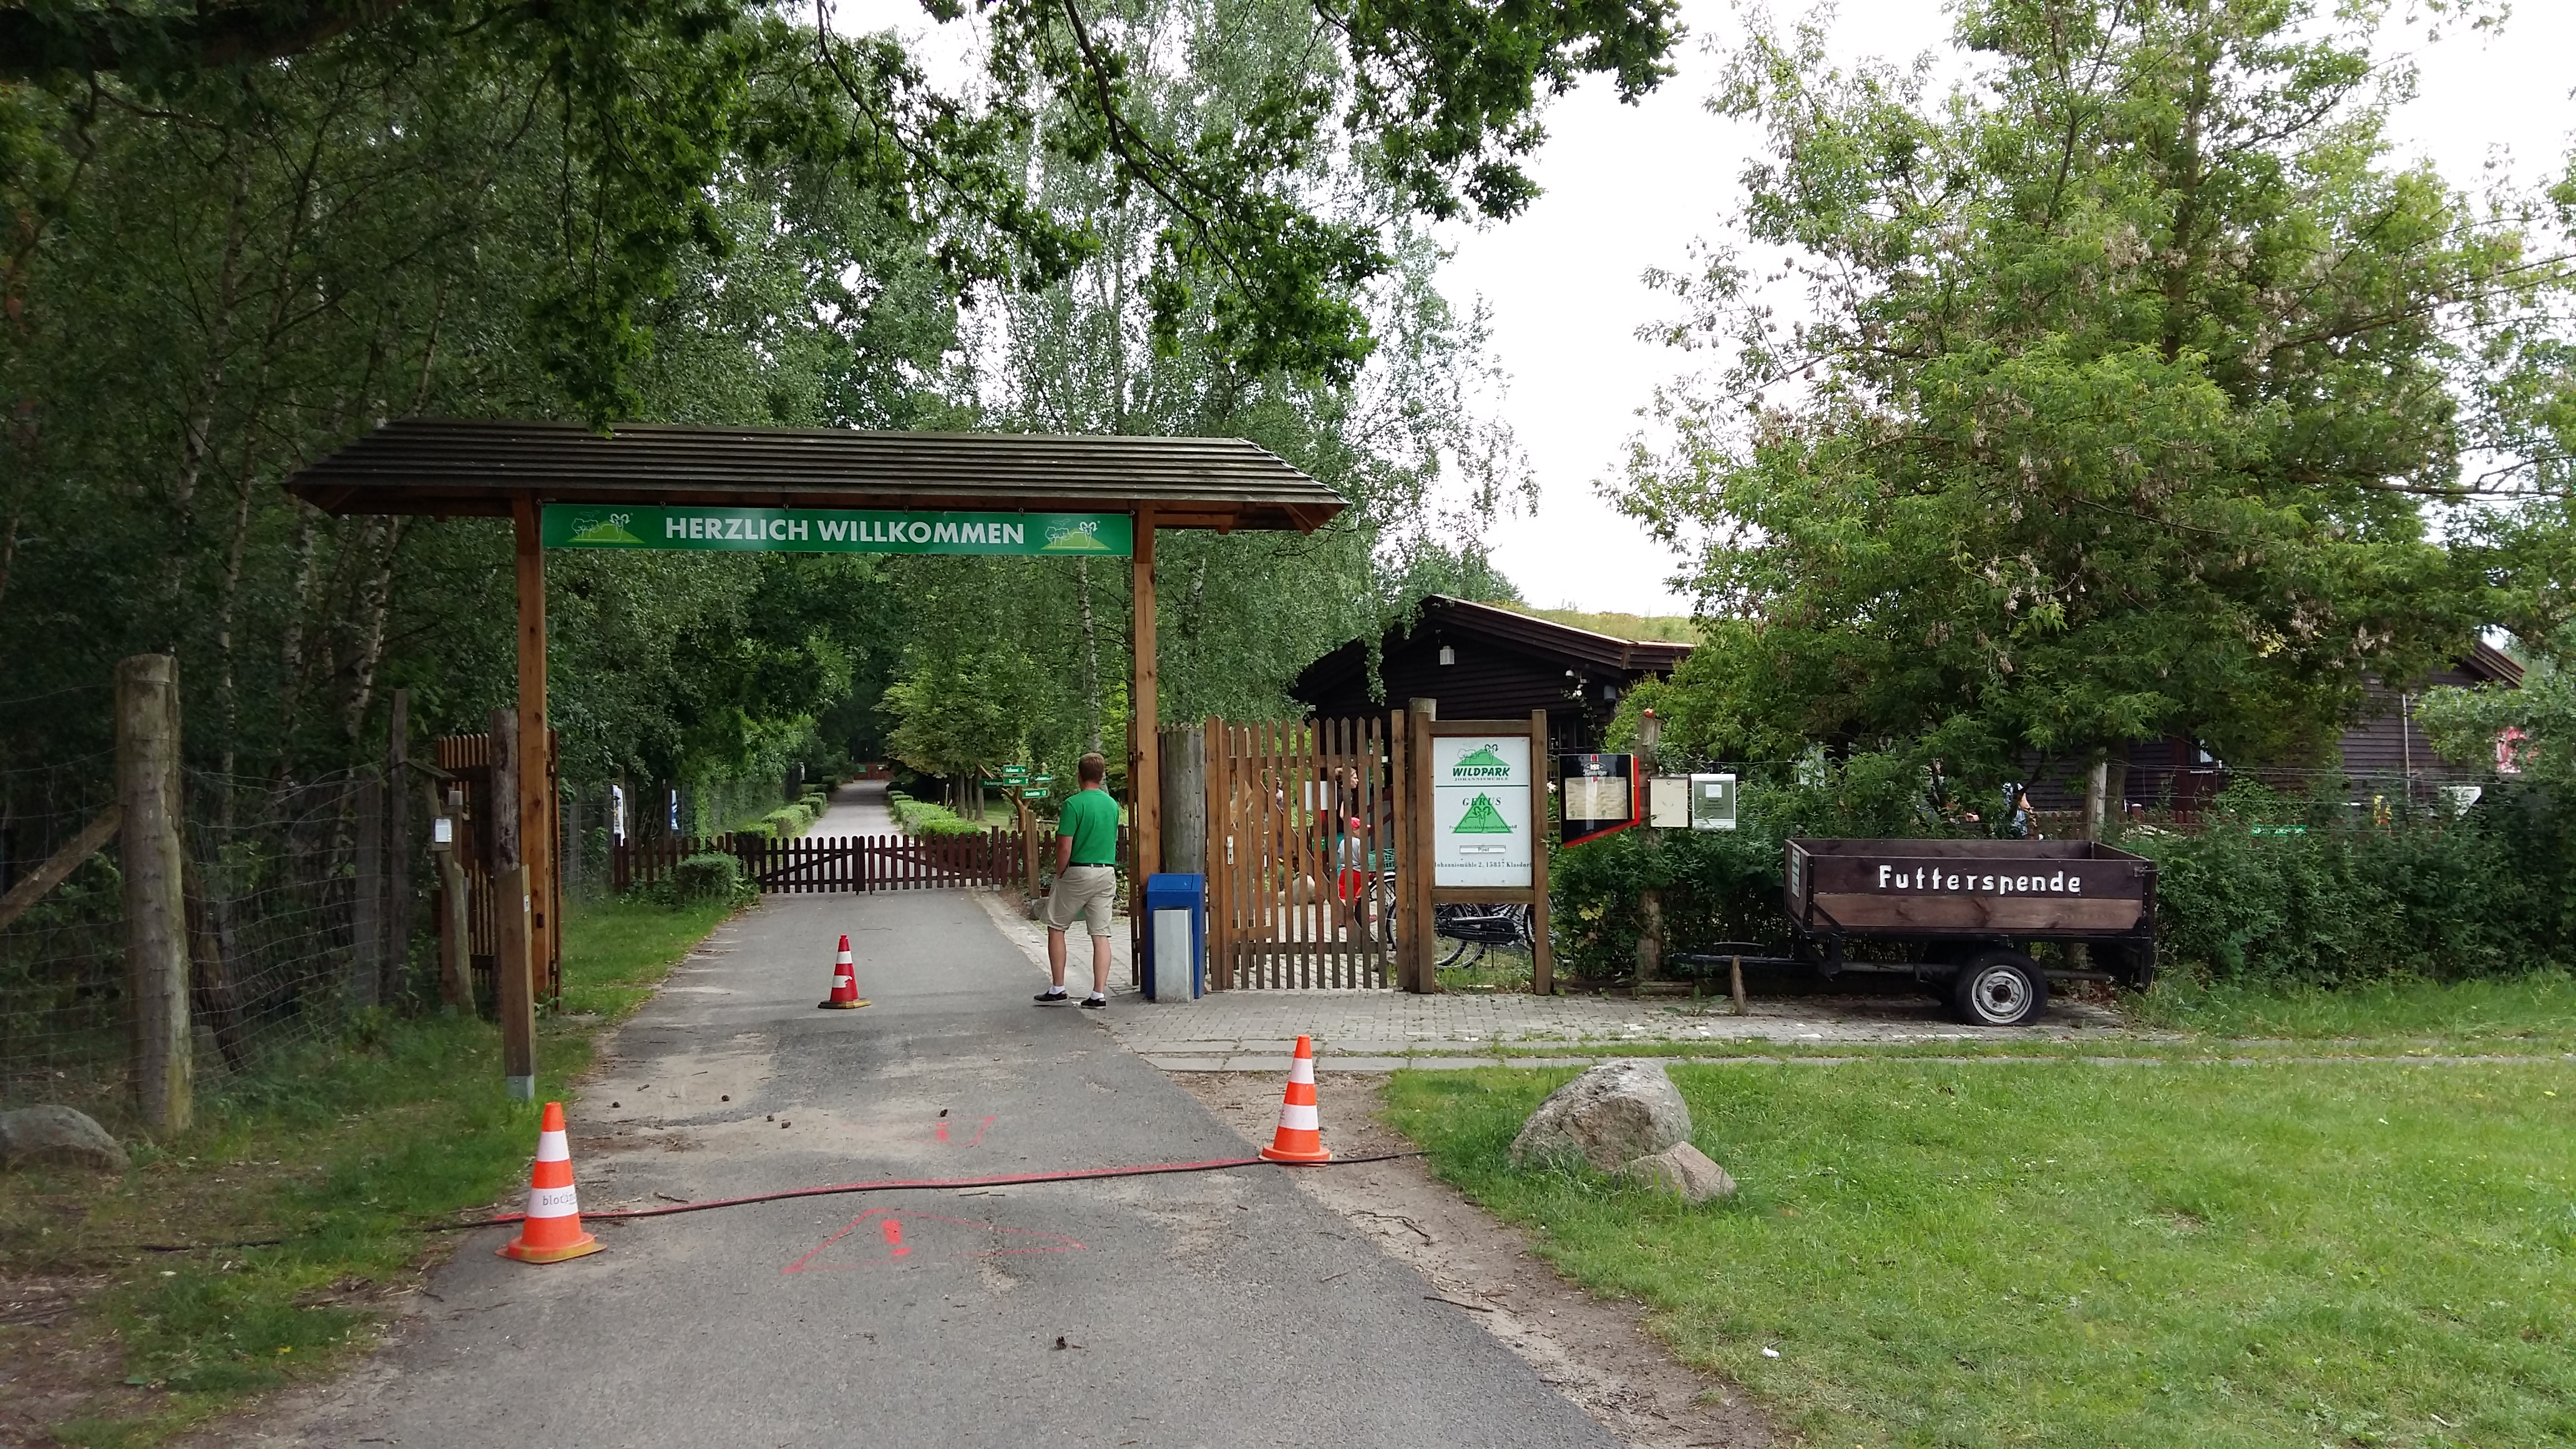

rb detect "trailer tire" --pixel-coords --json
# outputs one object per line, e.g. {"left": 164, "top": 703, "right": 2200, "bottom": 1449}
{"left": 1950, "top": 950, "right": 2048, "bottom": 1027}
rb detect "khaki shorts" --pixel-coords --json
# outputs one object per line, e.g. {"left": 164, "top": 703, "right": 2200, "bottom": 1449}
{"left": 1044, "top": 865, "right": 1118, "bottom": 937}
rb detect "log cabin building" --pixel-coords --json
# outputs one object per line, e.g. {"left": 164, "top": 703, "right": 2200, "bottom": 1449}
{"left": 1291, "top": 595, "right": 1692, "bottom": 751}
{"left": 2026, "top": 640, "right": 2527, "bottom": 816}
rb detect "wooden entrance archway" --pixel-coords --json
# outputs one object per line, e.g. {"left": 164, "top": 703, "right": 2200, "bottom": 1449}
{"left": 285, "top": 418, "right": 1345, "bottom": 1094}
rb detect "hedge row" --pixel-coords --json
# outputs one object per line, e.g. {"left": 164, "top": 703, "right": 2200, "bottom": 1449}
{"left": 1550, "top": 778, "right": 2576, "bottom": 986}
{"left": 886, "top": 791, "right": 1003, "bottom": 839}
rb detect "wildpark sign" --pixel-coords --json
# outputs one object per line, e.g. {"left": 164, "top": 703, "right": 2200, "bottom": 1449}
{"left": 541, "top": 505, "right": 1134, "bottom": 557}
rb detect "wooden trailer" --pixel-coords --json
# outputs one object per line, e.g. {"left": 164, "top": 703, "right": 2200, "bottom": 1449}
{"left": 1685, "top": 839, "right": 2158, "bottom": 1027}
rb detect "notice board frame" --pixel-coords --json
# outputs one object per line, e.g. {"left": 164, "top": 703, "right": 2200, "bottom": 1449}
{"left": 1402, "top": 708, "right": 1554, "bottom": 995}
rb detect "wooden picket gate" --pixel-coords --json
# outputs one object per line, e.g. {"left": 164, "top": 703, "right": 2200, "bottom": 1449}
{"left": 1203, "top": 715, "right": 1403, "bottom": 989}
{"left": 613, "top": 830, "right": 1021, "bottom": 894}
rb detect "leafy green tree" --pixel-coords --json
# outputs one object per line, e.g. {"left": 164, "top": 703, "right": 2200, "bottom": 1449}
{"left": 879, "top": 650, "right": 1038, "bottom": 817}
{"left": 1616, "top": 0, "right": 2569, "bottom": 785}
{"left": 2, "top": 0, "right": 1678, "bottom": 417}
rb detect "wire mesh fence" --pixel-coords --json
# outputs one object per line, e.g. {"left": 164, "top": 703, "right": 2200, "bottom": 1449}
{"left": 0, "top": 754, "right": 124, "bottom": 1118}
{"left": 0, "top": 761, "right": 432, "bottom": 1118}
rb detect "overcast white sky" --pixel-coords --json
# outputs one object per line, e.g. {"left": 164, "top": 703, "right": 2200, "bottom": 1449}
{"left": 1438, "top": 1, "right": 2576, "bottom": 613}
{"left": 841, "top": 0, "right": 2576, "bottom": 615}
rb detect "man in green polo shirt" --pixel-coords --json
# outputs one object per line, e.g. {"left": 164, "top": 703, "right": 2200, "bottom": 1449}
{"left": 1036, "top": 752, "right": 1120, "bottom": 1008}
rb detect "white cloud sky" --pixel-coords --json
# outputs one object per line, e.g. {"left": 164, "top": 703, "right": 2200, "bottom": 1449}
{"left": 1443, "top": 0, "right": 2576, "bottom": 615}
{"left": 832, "top": 0, "right": 2576, "bottom": 617}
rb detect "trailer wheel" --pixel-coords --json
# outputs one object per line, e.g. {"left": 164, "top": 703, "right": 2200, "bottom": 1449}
{"left": 1950, "top": 950, "right": 2048, "bottom": 1027}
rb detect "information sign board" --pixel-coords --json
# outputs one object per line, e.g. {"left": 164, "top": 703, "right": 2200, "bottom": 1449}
{"left": 1558, "top": 753, "right": 1637, "bottom": 847}
{"left": 1647, "top": 776, "right": 1692, "bottom": 829}
{"left": 1431, "top": 736, "right": 1533, "bottom": 888}
{"left": 542, "top": 505, "right": 1132, "bottom": 557}
{"left": 1689, "top": 774, "right": 1739, "bottom": 831}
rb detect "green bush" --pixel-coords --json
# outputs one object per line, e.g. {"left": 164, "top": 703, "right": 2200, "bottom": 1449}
{"left": 885, "top": 790, "right": 998, "bottom": 838}
{"left": 2126, "top": 782, "right": 2575, "bottom": 983}
{"left": 1549, "top": 773, "right": 2576, "bottom": 986}
{"left": 653, "top": 852, "right": 756, "bottom": 909}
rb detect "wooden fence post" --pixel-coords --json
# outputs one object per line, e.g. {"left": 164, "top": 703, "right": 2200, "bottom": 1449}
{"left": 116, "top": 653, "right": 192, "bottom": 1133}
{"left": 489, "top": 707, "right": 536, "bottom": 1100}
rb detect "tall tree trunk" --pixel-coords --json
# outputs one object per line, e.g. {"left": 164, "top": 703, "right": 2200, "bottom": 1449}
{"left": 341, "top": 517, "right": 407, "bottom": 744}
{"left": 275, "top": 500, "right": 323, "bottom": 748}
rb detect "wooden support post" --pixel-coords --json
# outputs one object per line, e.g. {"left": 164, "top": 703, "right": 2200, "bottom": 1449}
{"left": 1130, "top": 506, "right": 1159, "bottom": 900}
{"left": 385, "top": 688, "right": 411, "bottom": 1005}
{"left": 512, "top": 494, "right": 555, "bottom": 1012}
{"left": 490, "top": 707, "right": 536, "bottom": 1100}
{"left": 1633, "top": 708, "right": 1662, "bottom": 995}
{"left": 1530, "top": 707, "right": 1554, "bottom": 998}
{"left": 436, "top": 783, "right": 472, "bottom": 1013}
{"left": 116, "top": 653, "right": 192, "bottom": 1133}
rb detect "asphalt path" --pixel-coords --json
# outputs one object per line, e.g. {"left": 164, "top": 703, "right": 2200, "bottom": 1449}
{"left": 281, "top": 889, "right": 1617, "bottom": 1448}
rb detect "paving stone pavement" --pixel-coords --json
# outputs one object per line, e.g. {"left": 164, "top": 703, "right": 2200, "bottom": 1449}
{"left": 968, "top": 890, "right": 2131, "bottom": 1072}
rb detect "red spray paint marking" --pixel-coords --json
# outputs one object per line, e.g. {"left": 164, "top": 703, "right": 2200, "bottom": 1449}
{"left": 782, "top": 1208, "right": 1085, "bottom": 1274}
{"left": 933, "top": 1114, "right": 996, "bottom": 1147}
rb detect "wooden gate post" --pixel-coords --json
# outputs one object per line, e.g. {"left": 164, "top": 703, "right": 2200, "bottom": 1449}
{"left": 116, "top": 653, "right": 192, "bottom": 1132}
{"left": 1403, "top": 700, "right": 1436, "bottom": 993}
{"left": 490, "top": 707, "right": 537, "bottom": 1101}
{"left": 1159, "top": 723, "right": 1206, "bottom": 877}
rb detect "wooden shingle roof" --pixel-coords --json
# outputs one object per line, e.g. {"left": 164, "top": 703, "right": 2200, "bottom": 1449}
{"left": 281, "top": 418, "right": 1347, "bottom": 532}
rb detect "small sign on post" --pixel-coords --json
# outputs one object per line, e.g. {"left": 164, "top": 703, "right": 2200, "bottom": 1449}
{"left": 1689, "top": 774, "right": 1739, "bottom": 831}
{"left": 1557, "top": 753, "right": 1638, "bottom": 847}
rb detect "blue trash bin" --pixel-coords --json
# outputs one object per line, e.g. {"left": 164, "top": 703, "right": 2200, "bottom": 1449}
{"left": 1141, "top": 873, "right": 1205, "bottom": 1002}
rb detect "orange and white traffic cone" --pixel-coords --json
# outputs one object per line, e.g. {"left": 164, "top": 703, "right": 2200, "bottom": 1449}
{"left": 817, "top": 934, "right": 869, "bottom": 1010}
{"left": 1259, "top": 1034, "right": 1332, "bottom": 1164}
{"left": 499, "top": 1101, "right": 602, "bottom": 1264}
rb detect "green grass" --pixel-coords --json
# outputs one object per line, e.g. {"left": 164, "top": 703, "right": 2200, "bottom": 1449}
{"left": 2133, "top": 971, "right": 2576, "bottom": 1050}
{"left": 9, "top": 894, "right": 731, "bottom": 1448}
{"left": 1386, "top": 1060, "right": 2576, "bottom": 1448}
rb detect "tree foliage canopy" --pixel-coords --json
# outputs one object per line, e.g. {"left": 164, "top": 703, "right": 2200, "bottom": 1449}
{"left": 0, "top": 0, "right": 1539, "bottom": 810}
{"left": 1616, "top": 0, "right": 2574, "bottom": 781}
{"left": 2, "top": 0, "right": 1676, "bottom": 416}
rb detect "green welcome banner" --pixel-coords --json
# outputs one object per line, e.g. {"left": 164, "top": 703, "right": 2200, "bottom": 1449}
{"left": 540, "top": 505, "right": 1132, "bottom": 557}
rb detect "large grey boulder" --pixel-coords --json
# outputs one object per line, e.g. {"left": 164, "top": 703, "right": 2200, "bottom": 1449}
{"left": 1619, "top": 1142, "right": 1737, "bottom": 1203}
{"left": 1509, "top": 1060, "right": 1691, "bottom": 1171}
{"left": 0, "top": 1105, "right": 129, "bottom": 1173}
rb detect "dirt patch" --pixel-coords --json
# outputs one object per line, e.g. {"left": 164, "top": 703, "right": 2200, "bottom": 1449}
{"left": 1174, "top": 1072, "right": 1775, "bottom": 1449}
{"left": 0, "top": 1271, "right": 120, "bottom": 1445}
